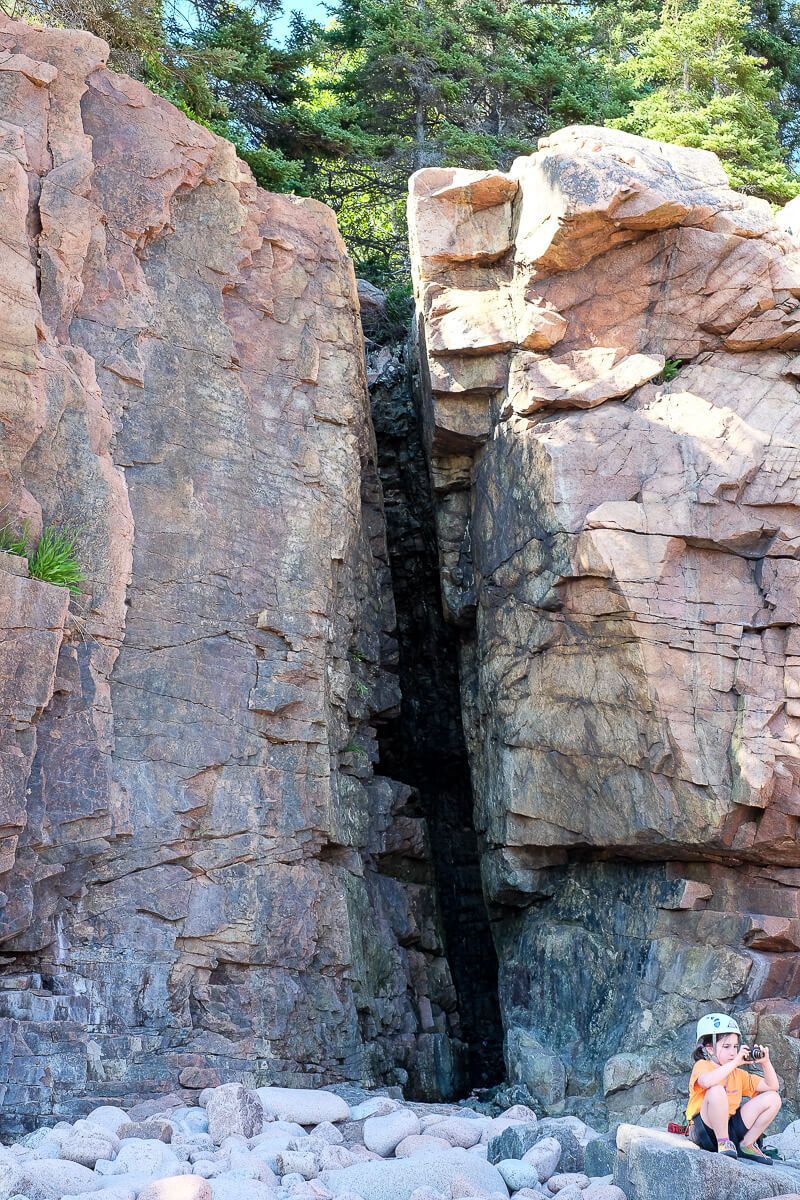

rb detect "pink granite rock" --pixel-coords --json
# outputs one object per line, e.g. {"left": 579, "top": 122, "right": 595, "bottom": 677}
{"left": 138, "top": 1180, "right": 212, "bottom": 1200}
{"left": 409, "top": 125, "right": 800, "bottom": 1124}
{"left": 206, "top": 1085, "right": 263, "bottom": 1144}
{"left": 0, "top": 12, "right": 464, "bottom": 1129}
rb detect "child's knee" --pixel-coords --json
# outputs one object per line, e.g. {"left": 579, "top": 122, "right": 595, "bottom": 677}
{"left": 770, "top": 1091, "right": 782, "bottom": 1111}
{"left": 704, "top": 1084, "right": 727, "bottom": 1102}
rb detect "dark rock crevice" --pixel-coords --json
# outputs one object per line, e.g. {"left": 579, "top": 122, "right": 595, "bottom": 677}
{"left": 365, "top": 333, "right": 504, "bottom": 1092}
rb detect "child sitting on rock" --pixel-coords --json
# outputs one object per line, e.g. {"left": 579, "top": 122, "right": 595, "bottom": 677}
{"left": 686, "top": 1012, "right": 781, "bottom": 1164}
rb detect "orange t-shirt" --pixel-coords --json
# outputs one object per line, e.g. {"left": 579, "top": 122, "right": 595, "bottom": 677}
{"left": 686, "top": 1060, "right": 760, "bottom": 1119}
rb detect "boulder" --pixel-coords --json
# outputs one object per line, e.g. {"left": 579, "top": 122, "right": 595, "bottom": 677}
{"left": 128, "top": 1097, "right": 187, "bottom": 1123}
{"left": 395, "top": 1137, "right": 452, "bottom": 1159}
{"left": 179, "top": 1136, "right": 214, "bottom": 1153}
{"left": 63, "top": 1189, "right": 138, "bottom": 1200}
{"left": 350, "top": 1100, "right": 401, "bottom": 1122}
{"left": 60, "top": 1131, "right": 120, "bottom": 1168}
{"left": 138, "top": 1180, "right": 213, "bottom": 1200}
{"left": 497, "top": 1159, "right": 541, "bottom": 1190}
{"left": 346, "top": 1146, "right": 382, "bottom": 1165}
{"left": 319, "top": 1147, "right": 359, "bottom": 1171}
{"left": 117, "top": 1120, "right": 173, "bottom": 1142}
{"left": 769, "top": 1122, "right": 800, "bottom": 1159}
{"left": 14, "top": 1160, "right": 105, "bottom": 1200}
{"left": 539, "top": 1121, "right": 596, "bottom": 1151}
{"left": 220, "top": 1137, "right": 249, "bottom": 1154}
{"left": 276, "top": 1151, "right": 319, "bottom": 1180}
{"left": 25, "top": 1141, "right": 63, "bottom": 1163}
{"left": 257, "top": 1090, "right": 350, "bottom": 1127}
{"left": 505, "top": 1032, "right": 566, "bottom": 1111}
{"left": 363, "top": 1110, "right": 421, "bottom": 1157}
{"left": 250, "top": 1133, "right": 297, "bottom": 1171}
{"left": 19, "top": 1129, "right": 58, "bottom": 1151}
{"left": 547, "top": 1174, "right": 590, "bottom": 1192}
{"left": 206, "top": 1086, "right": 264, "bottom": 1145}
{"left": 502, "top": 1108, "right": 539, "bottom": 1123}
{"left": 179, "top": 1110, "right": 211, "bottom": 1136}
{"left": 418, "top": 1116, "right": 447, "bottom": 1132}
{"left": 614, "top": 1125, "right": 800, "bottom": 1200}
{"left": 194, "top": 1161, "right": 227, "bottom": 1179}
{"left": 310, "top": 1124, "right": 344, "bottom": 1146}
{"left": 488, "top": 1125, "right": 541, "bottom": 1164}
{"left": 534, "top": 1125, "right": 587, "bottom": 1174}
{"left": 104, "top": 1139, "right": 181, "bottom": 1177}
{"left": 425, "top": 1119, "right": 483, "bottom": 1150}
{"left": 356, "top": 279, "right": 388, "bottom": 335}
{"left": 583, "top": 1138, "right": 616, "bottom": 1180}
{"left": 0, "top": 1161, "right": 24, "bottom": 1199}
{"left": 85, "top": 1109, "right": 130, "bottom": 1137}
{"left": 210, "top": 1181, "right": 276, "bottom": 1200}
{"left": 466, "top": 1145, "right": 488, "bottom": 1160}
{"left": 322, "top": 1150, "right": 509, "bottom": 1200}
{"left": 522, "top": 1139, "right": 562, "bottom": 1183}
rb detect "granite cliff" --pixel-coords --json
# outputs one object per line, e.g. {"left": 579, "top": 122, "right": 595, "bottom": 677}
{"left": 409, "top": 126, "right": 800, "bottom": 1126}
{"left": 3, "top": 8, "right": 800, "bottom": 1139}
{"left": 0, "top": 14, "right": 469, "bottom": 1131}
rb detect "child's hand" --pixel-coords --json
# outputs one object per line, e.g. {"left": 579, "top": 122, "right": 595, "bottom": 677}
{"left": 735, "top": 1045, "right": 752, "bottom": 1065}
{"left": 758, "top": 1044, "right": 770, "bottom": 1061}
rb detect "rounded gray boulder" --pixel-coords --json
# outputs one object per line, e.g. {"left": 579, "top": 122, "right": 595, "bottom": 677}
{"left": 322, "top": 1149, "right": 509, "bottom": 1200}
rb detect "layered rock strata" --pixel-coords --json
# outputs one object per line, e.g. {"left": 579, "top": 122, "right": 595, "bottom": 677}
{"left": 409, "top": 126, "right": 800, "bottom": 1125}
{"left": 0, "top": 15, "right": 465, "bottom": 1130}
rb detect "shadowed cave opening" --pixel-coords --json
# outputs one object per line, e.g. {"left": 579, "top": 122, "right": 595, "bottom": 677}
{"left": 367, "top": 336, "right": 505, "bottom": 1093}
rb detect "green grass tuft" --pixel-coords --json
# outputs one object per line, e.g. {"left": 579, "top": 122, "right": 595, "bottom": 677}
{"left": 0, "top": 522, "right": 85, "bottom": 595}
{"left": 28, "top": 526, "right": 84, "bottom": 594}
{"left": 661, "top": 357, "right": 683, "bottom": 382}
{"left": 0, "top": 520, "right": 32, "bottom": 557}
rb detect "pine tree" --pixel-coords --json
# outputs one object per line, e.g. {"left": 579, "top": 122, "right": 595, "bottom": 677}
{"left": 612, "top": 0, "right": 800, "bottom": 200}
{"left": 151, "top": 0, "right": 323, "bottom": 192}
{"left": 307, "top": 0, "right": 631, "bottom": 280}
{"left": 746, "top": 0, "right": 800, "bottom": 161}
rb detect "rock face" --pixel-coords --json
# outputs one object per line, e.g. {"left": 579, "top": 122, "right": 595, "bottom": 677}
{"left": 0, "top": 14, "right": 464, "bottom": 1129}
{"left": 409, "top": 126, "right": 800, "bottom": 1124}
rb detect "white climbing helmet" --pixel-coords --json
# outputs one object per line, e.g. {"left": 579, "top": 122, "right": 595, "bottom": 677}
{"left": 696, "top": 1013, "right": 742, "bottom": 1045}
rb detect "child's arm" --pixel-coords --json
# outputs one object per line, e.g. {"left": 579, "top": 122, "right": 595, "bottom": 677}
{"left": 695, "top": 1045, "right": 751, "bottom": 1089}
{"left": 753, "top": 1045, "right": 780, "bottom": 1093}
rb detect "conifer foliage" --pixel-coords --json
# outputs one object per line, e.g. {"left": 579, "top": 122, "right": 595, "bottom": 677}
{"left": 4, "top": 0, "right": 800, "bottom": 275}
{"left": 613, "top": 0, "right": 799, "bottom": 201}
{"left": 308, "top": 0, "right": 630, "bottom": 277}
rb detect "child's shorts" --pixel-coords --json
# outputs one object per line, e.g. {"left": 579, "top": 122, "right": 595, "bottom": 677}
{"left": 689, "top": 1104, "right": 748, "bottom": 1152}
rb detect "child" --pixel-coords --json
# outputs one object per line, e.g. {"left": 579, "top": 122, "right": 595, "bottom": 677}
{"left": 687, "top": 1012, "right": 781, "bottom": 1164}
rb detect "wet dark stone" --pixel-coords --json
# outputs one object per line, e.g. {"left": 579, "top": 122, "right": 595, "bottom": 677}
{"left": 367, "top": 330, "right": 504, "bottom": 1092}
